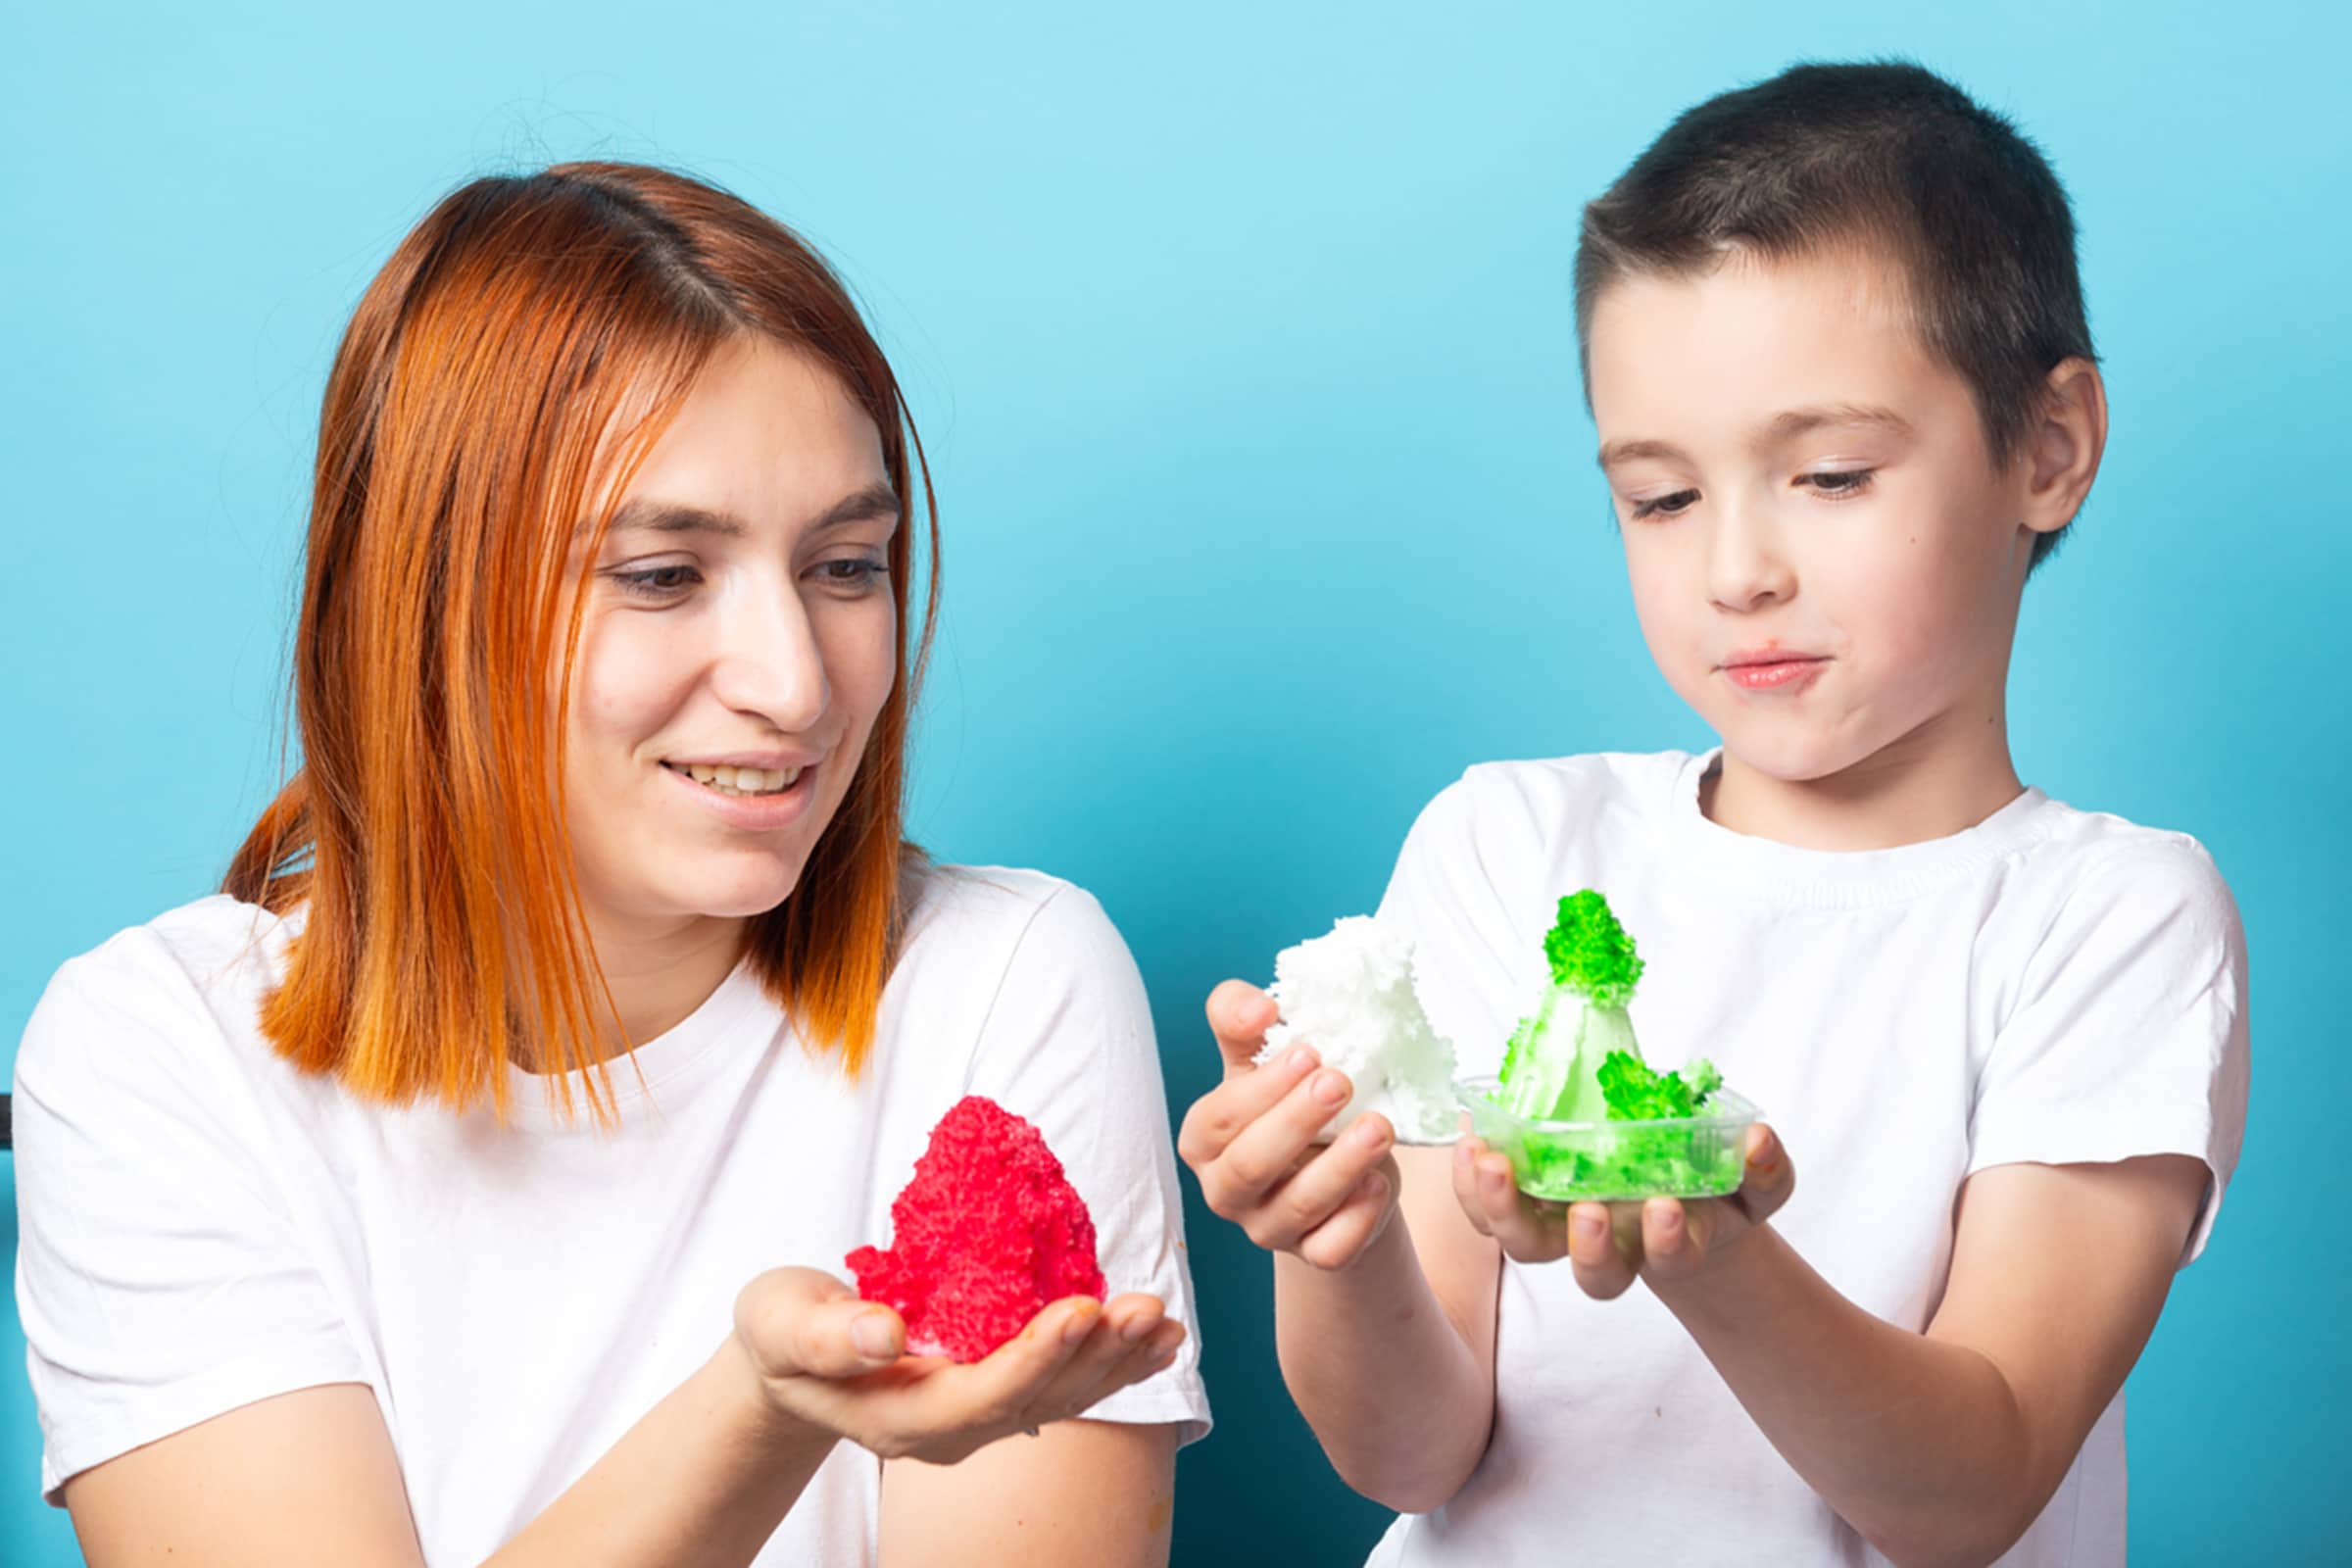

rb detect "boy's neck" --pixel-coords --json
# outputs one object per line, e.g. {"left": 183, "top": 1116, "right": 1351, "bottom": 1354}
{"left": 1701, "top": 711, "right": 2028, "bottom": 853}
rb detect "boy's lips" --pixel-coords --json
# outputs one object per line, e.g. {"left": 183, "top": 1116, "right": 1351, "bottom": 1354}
{"left": 1718, "top": 650, "right": 1829, "bottom": 692}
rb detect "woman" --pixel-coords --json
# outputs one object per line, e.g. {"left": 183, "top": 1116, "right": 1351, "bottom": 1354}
{"left": 13, "top": 163, "right": 1206, "bottom": 1565}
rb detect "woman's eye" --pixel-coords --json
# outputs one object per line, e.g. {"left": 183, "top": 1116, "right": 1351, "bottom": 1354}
{"left": 1800, "top": 469, "right": 1877, "bottom": 497}
{"left": 607, "top": 564, "right": 702, "bottom": 600}
{"left": 1630, "top": 489, "right": 1699, "bottom": 521}
{"left": 809, "top": 557, "right": 890, "bottom": 592}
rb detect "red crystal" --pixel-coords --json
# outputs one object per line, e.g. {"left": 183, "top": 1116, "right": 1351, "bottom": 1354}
{"left": 846, "top": 1096, "right": 1107, "bottom": 1362}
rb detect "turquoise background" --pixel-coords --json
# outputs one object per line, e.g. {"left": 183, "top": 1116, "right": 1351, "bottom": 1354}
{"left": 5, "top": 1, "right": 2344, "bottom": 1562}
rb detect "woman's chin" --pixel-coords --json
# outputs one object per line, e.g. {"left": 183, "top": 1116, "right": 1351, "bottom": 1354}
{"left": 649, "top": 860, "right": 807, "bottom": 923}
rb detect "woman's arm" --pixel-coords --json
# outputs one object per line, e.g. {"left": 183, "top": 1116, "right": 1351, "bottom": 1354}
{"left": 66, "top": 1384, "right": 430, "bottom": 1567}
{"left": 1180, "top": 982, "right": 1500, "bottom": 1514}
{"left": 65, "top": 1338, "right": 831, "bottom": 1568}
{"left": 64, "top": 1268, "right": 1181, "bottom": 1568}
{"left": 877, "top": 1420, "right": 1178, "bottom": 1566}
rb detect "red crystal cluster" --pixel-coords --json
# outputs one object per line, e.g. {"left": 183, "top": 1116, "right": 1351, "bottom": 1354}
{"left": 846, "top": 1096, "right": 1106, "bottom": 1362}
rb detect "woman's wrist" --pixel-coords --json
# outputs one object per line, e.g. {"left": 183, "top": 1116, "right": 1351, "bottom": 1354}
{"left": 712, "top": 1330, "right": 841, "bottom": 1459}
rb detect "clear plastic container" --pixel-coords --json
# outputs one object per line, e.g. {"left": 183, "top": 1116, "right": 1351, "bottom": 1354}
{"left": 1456, "top": 1075, "right": 1761, "bottom": 1202}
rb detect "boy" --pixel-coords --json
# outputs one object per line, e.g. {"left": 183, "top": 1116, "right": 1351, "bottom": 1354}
{"left": 1179, "top": 61, "right": 2247, "bottom": 1566}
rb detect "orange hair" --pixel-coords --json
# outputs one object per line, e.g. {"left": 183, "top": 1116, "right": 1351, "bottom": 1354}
{"left": 223, "top": 163, "right": 940, "bottom": 1122}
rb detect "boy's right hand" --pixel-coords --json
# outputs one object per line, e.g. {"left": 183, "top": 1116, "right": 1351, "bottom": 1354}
{"left": 1177, "top": 980, "right": 1400, "bottom": 1271}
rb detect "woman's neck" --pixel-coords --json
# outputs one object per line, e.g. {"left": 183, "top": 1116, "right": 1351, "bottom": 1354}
{"left": 574, "top": 911, "right": 749, "bottom": 1065}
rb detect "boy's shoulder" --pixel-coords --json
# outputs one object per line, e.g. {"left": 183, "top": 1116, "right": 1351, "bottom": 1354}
{"left": 2006, "top": 793, "right": 2240, "bottom": 935}
{"left": 1423, "top": 749, "right": 1693, "bottom": 834}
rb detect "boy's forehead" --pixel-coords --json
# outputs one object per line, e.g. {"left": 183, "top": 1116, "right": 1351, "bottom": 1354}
{"left": 1588, "top": 247, "right": 1965, "bottom": 448}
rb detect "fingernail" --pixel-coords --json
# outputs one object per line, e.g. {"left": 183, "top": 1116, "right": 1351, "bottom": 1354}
{"left": 1062, "top": 1303, "right": 1101, "bottom": 1345}
{"left": 1573, "top": 1213, "right": 1605, "bottom": 1243}
{"left": 1146, "top": 1345, "right": 1179, "bottom": 1371}
{"left": 1350, "top": 1116, "right": 1387, "bottom": 1149}
{"left": 1121, "top": 1312, "right": 1157, "bottom": 1344}
{"left": 1454, "top": 1141, "right": 1472, "bottom": 1171}
{"left": 1286, "top": 1045, "right": 1316, "bottom": 1073}
{"left": 1311, "top": 1070, "right": 1348, "bottom": 1106}
{"left": 1363, "top": 1172, "right": 1390, "bottom": 1202}
{"left": 852, "top": 1311, "right": 897, "bottom": 1359}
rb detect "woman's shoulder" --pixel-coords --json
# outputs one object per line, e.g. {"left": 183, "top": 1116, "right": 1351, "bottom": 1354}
{"left": 898, "top": 862, "right": 1126, "bottom": 970}
{"left": 15, "top": 894, "right": 297, "bottom": 1128}
{"left": 43, "top": 892, "right": 291, "bottom": 1010}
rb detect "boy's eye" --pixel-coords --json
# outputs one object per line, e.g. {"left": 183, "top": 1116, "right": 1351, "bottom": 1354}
{"left": 607, "top": 563, "right": 702, "bottom": 600}
{"left": 1630, "top": 489, "right": 1700, "bottom": 521}
{"left": 1799, "top": 469, "right": 1877, "bottom": 496}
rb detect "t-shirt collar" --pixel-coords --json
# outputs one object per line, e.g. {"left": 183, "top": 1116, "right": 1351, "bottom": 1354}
{"left": 1667, "top": 747, "right": 2058, "bottom": 907}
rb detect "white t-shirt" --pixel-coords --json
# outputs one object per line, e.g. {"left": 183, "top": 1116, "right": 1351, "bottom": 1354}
{"left": 1366, "top": 751, "right": 2248, "bottom": 1568}
{"left": 13, "top": 864, "right": 1209, "bottom": 1565}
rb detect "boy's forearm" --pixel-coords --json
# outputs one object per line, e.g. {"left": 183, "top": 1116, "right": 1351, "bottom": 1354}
{"left": 485, "top": 1335, "right": 840, "bottom": 1567}
{"left": 1654, "top": 1227, "right": 2037, "bottom": 1567}
{"left": 1273, "top": 1218, "right": 1493, "bottom": 1513}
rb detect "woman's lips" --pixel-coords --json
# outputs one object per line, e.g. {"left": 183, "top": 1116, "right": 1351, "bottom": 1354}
{"left": 661, "top": 757, "right": 820, "bottom": 829}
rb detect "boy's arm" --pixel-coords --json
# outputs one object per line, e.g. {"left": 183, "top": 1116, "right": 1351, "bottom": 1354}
{"left": 1180, "top": 985, "right": 1499, "bottom": 1514}
{"left": 1663, "top": 1154, "right": 2203, "bottom": 1567}
{"left": 1272, "top": 1144, "right": 1500, "bottom": 1511}
{"left": 1548, "top": 1150, "right": 2205, "bottom": 1568}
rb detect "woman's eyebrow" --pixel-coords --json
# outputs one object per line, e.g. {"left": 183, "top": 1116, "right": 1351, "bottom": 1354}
{"left": 601, "top": 499, "right": 749, "bottom": 538}
{"left": 808, "top": 482, "right": 903, "bottom": 532}
{"left": 596, "top": 483, "right": 902, "bottom": 540}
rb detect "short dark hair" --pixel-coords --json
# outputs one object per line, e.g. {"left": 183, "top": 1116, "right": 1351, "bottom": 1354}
{"left": 1575, "top": 60, "right": 2095, "bottom": 567}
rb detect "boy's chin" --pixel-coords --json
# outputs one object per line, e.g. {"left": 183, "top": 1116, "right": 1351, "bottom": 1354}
{"left": 1714, "top": 724, "right": 1871, "bottom": 786}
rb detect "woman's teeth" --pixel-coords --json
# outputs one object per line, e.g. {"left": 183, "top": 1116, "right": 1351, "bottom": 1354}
{"left": 671, "top": 762, "right": 804, "bottom": 798}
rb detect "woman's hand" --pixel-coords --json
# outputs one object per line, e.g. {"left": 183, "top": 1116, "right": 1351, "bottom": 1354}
{"left": 1176, "top": 980, "right": 1401, "bottom": 1272}
{"left": 731, "top": 1268, "right": 1184, "bottom": 1465}
{"left": 1450, "top": 1122, "right": 1796, "bottom": 1297}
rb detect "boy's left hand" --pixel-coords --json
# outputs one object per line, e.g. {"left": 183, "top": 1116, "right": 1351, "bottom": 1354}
{"left": 1451, "top": 1123, "right": 1795, "bottom": 1298}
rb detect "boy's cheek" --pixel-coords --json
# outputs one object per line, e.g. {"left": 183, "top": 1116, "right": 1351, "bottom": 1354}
{"left": 1623, "top": 550, "right": 1709, "bottom": 677}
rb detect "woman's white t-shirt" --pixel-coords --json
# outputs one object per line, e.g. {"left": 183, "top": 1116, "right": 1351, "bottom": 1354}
{"left": 1367, "top": 751, "right": 2248, "bottom": 1568}
{"left": 14, "top": 863, "right": 1209, "bottom": 1564}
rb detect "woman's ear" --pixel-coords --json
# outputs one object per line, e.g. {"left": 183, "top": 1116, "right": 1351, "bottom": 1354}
{"left": 2021, "top": 357, "right": 2109, "bottom": 540}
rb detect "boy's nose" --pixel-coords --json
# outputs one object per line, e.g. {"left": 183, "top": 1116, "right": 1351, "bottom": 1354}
{"left": 709, "top": 589, "right": 832, "bottom": 733}
{"left": 1705, "top": 504, "right": 1796, "bottom": 612}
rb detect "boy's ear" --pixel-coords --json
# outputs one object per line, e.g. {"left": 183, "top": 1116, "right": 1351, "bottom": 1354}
{"left": 2021, "top": 357, "right": 2108, "bottom": 538}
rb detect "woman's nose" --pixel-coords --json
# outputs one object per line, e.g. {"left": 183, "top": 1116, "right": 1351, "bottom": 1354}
{"left": 710, "top": 588, "right": 831, "bottom": 733}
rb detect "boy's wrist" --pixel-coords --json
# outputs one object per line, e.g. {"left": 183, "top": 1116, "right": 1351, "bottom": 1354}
{"left": 1647, "top": 1217, "right": 1788, "bottom": 1325}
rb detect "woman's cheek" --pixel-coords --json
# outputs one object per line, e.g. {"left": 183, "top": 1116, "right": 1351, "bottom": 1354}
{"left": 823, "top": 600, "right": 899, "bottom": 720}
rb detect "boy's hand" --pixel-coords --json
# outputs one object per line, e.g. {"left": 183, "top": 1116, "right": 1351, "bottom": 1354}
{"left": 1452, "top": 1123, "right": 1795, "bottom": 1297}
{"left": 1177, "top": 980, "right": 1401, "bottom": 1272}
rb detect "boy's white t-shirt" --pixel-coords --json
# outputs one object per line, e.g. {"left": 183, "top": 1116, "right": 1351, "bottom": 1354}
{"left": 1367, "top": 751, "right": 2248, "bottom": 1568}
{"left": 14, "top": 864, "right": 1209, "bottom": 1565}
